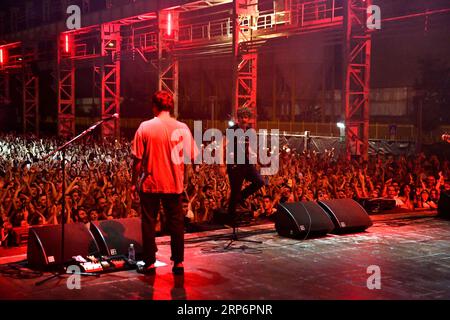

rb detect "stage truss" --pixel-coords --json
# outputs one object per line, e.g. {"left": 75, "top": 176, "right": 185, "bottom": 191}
{"left": 1, "top": 0, "right": 449, "bottom": 157}
{"left": 0, "top": 41, "right": 39, "bottom": 135}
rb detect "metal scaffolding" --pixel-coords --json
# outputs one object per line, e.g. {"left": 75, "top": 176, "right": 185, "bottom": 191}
{"left": 343, "top": 0, "right": 372, "bottom": 160}
{"left": 233, "top": 0, "right": 259, "bottom": 128}
{"left": 56, "top": 14, "right": 157, "bottom": 139}
{"left": 100, "top": 23, "right": 121, "bottom": 138}
{"left": 22, "top": 67, "right": 39, "bottom": 135}
{"left": 57, "top": 33, "right": 76, "bottom": 138}
{"left": 2, "top": 0, "right": 448, "bottom": 157}
{"left": 158, "top": 10, "right": 179, "bottom": 117}
{"left": 0, "top": 41, "right": 39, "bottom": 135}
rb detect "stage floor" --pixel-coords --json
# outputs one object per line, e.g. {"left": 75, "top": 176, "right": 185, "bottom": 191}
{"left": 1, "top": 210, "right": 449, "bottom": 300}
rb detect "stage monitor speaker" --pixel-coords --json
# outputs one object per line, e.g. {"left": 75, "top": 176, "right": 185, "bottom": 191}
{"left": 275, "top": 202, "right": 335, "bottom": 239}
{"left": 90, "top": 218, "right": 143, "bottom": 258}
{"left": 318, "top": 199, "right": 373, "bottom": 233}
{"left": 27, "top": 223, "right": 100, "bottom": 269}
{"left": 438, "top": 191, "right": 450, "bottom": 219}
{"left": 357, "top": 198, "right": 396, "bottom": 213}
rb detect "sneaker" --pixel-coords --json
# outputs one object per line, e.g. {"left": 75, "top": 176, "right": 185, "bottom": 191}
{"left": 137, "top": 263, "right": 156, "bottom": 275}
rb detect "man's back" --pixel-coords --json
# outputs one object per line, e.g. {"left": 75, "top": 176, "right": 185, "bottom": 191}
{"left": 132, "top": 115, "right": 196, "bottom": 194}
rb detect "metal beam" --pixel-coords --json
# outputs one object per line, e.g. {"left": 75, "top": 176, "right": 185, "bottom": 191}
{"left": 158, "top": 10, "right": 180, "bottom": 117}
{"left": 100, "top": 23, "right": 121, "bottom": 139}
{"left": 22, "top": 67, "right": 39, "bottom": 135}
{"left": 343, "top": 0, "right": 372, "bottom": 160}
{"left": 233, "top": 0, "right": 258, "bottom": 128}
{"left": 57, "top": 34, "right": 76, "bottom": 137}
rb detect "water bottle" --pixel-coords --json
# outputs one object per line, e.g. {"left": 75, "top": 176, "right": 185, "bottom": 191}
{"left": 128, "top": 243, "right": 135, "bottom": 261}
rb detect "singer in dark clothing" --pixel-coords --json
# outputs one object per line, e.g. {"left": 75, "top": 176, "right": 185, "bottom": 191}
{"left": 220, "top": 107, "right": 265, "bottom": 220}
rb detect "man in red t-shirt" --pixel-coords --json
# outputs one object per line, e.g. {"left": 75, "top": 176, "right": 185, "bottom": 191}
{"left": 131, "top": 90, "right": 198, "bottom": 275}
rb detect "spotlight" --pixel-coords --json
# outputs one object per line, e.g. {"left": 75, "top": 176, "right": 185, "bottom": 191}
{"left": 228, "top": 120, "right": 235, "bottom": 127}
{"left": 337, "top": 122, "right": 345, "bottom": 129}
{"left": 167, "top": 13, "right": 172, "bottom": 36}
{"left": 64, "top": 35, "right": 70, "bottom": 53}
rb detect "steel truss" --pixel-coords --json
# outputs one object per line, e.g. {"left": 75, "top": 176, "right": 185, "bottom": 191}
{"left": 100, "top": 23, "right": 121, "bottom": 139}
{"left": 22, "top": 67, "right": 39, "bottom": 135}
{"left": 44, "top": 0, "right": 449, "bottom": 158}
{"left": 233, "top": 0, "right": 259, "bottom": 128}
{"left": 0, "top": 42, "right": 39, "bottom": 135}
{"left": 56, "top": 13, "right": 159, "bottom": 139}
{"left": 57, "top": 34, "right": 75, "bottom": 138}
{"left": 158, "top": 10, "right": 179, "bottom": 117}
{"left": 343, "top": 0, "right": 372, "bottom": 160}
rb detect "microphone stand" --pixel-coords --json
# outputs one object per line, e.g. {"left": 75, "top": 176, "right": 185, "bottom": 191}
{"left": 35, "top": 117, "right": 115, "bottom": 286}
{"left": 215, "top": 206, "right": 262, "bottom": 251}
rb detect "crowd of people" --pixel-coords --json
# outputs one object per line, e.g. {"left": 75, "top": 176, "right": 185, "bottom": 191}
{"left": 1, "top": 133, "right": 449, "bottom": 246}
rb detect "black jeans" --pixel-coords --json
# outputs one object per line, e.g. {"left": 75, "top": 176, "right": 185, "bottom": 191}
{"left": 140, "top": 193, "right": 184, "bottom": 265}
{"left": 227, "top": 164, "right": 265, "bottom": 216}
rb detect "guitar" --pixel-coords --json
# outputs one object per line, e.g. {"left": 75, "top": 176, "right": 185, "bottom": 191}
{"left": 442, "top": 134, "right": 450, "bottom": 143}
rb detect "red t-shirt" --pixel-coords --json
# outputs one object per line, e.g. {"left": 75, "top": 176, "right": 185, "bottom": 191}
{"left": 131, "top": 115, "right": 198, "bottom": 194}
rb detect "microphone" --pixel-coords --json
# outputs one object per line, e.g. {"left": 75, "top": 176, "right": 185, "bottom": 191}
{"left": 442, "top": 134, "right": 450, "bottom": 143}
{"left": 103, "top": 113, "right": 119, "bottom": 121}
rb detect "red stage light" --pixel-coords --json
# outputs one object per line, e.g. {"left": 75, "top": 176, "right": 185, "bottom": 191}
{"left": 0, "top": 48, "right": 4, "bottom": 64}
{"left": 65, "top": 35, "right": 70, "bottom": 53}
{"left": 167, "top": 13, "right": 172, "bottom": 36}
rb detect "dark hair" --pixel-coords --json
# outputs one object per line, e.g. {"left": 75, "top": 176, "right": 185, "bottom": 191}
{"left": 263, "top": 195, "right": 273, "bottom": 201}
{"left": 152, "top": 90, "right": 174, "bottom": 112}
{"left": 399, "top": 184, "right": 411, "bottom": 197}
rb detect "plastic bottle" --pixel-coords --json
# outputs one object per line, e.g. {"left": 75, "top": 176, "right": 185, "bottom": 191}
{"left": 128, "top": 243, "right": 135, "bottom": 261}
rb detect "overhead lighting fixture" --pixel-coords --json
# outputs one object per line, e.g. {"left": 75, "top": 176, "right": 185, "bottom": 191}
{"left": 167, "top": 12, "right": 172, "bottom": 36}
{"left": 65, "top": 35, "right": 70, "bottom": 53}
{"left": 228, "top": 120, "right": 235, "bottom": 127}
